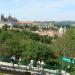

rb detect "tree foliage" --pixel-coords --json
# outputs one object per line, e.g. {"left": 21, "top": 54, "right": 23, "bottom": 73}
{"left": 0, "top": 29, "right": 57, "bottom": 66}
{"left": 50, "top": 27, "right": 75, "bottom": 57}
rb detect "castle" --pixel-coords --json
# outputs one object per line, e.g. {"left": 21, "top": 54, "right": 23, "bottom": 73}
{"left": 0, "top": 14, "right": 18, "bottom": 28}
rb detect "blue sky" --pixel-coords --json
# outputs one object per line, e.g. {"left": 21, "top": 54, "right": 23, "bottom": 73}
{"left": 0, "top": 0, "right": 75, "bottom": 21}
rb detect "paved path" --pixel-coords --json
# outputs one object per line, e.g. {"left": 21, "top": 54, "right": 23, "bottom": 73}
{"left": 0, "top": 61, "right": 70, "bottom": 75}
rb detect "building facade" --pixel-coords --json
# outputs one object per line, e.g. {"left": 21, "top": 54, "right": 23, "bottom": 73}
{"left": 0, "top": 14, "right": 18, "bottom": 28}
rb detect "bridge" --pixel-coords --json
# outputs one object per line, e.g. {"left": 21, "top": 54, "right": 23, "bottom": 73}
{"left": 0, "top": 61, "right": 70, "bottom": 75}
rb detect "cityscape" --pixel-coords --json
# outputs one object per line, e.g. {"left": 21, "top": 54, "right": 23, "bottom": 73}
{"left": 0, "top": 0, "right": 75, "bottom": 75}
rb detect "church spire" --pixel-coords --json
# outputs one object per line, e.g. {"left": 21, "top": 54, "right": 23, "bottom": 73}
{"left": 1, "top": 13, "right": 4, "bottom": 21}
{"left": 8, "top": 13, "right": 12, "bottom": 21}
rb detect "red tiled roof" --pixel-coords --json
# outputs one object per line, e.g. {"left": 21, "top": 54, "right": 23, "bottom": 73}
{"left": 19, "top": 21, "right": 33, "bottom": 24}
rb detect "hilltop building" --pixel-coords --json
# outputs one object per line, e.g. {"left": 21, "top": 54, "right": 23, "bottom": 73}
{"left": 0, "top": 14, "right": 18, "bottom": 28}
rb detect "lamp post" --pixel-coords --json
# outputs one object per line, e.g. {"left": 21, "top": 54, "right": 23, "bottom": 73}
{"left": 63, "top": 48, "right": 67, "bottom": 75}
{"left": 63, "top": 31, "right": 67, "bottom": 75}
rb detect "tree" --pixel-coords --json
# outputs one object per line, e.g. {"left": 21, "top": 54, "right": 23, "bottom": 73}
{"left": 50, "top": 27, "right": 75, "bottom": 57}
{"left": 30, "top": 26, "right": 38, "bottom": 31}
{"left": 24, "top": 24, "right": 30, "bottom": 28}
{"left": 2, "top": 24, "right": 9, "bottom": 31}
{"left": 0, "top": 29, "right": 58, "bottom": 67}
{"left": 40, "top": 35, "right": 52, "bottom": 44}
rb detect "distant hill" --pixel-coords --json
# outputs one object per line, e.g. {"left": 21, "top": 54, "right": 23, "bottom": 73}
{"left": 33, "top": 21, "right": 75, "bottom": 26}
{"left": 54, "top": 21, "right": 75, "bottom": 26}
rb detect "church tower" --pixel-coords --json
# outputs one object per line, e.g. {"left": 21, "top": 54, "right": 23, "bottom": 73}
{"left": 8, "top": 13, "right": 12, "bottom": 21}
{"left": 59, "top": 26, "right": 64, "bottom": 36}
{"left": 1, "top": 14, "right": 4, "bottom": 21}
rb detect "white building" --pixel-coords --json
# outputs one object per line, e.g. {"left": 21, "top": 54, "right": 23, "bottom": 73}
{"left": 59, "top": 26, "right": 66, "bottom": 36}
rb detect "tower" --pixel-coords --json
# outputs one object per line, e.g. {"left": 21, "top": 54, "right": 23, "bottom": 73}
{"left": 59, "top": 26, "right": 64, "bottom": 36}
{"left": 64, "top": 26, "right": 66, "bottom": 33}
{"left": 8, "top": 13, "right": 12, "bottom": 21}
{"left": 1, "top": 14, "right": 4, "bottom": 21}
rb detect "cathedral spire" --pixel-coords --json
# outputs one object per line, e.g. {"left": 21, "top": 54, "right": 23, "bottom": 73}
{"left": 8, "top": 13, "right": 12, "bottom": 21}
{"left": 1, "top": 13, "right": 4, "bottom": 21}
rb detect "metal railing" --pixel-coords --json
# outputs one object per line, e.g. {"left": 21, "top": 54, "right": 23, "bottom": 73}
{"left": 0, "top": 61, "right": 70, "bottom": 75}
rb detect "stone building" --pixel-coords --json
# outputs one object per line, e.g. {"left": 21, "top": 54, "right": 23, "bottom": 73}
{"left": 0, "top": 14, "right": 18, "bottom": 28}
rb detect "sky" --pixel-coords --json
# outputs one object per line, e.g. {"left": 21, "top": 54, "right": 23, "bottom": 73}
{"left": 0, "top": 0, "right": 75, "bottom": 21}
